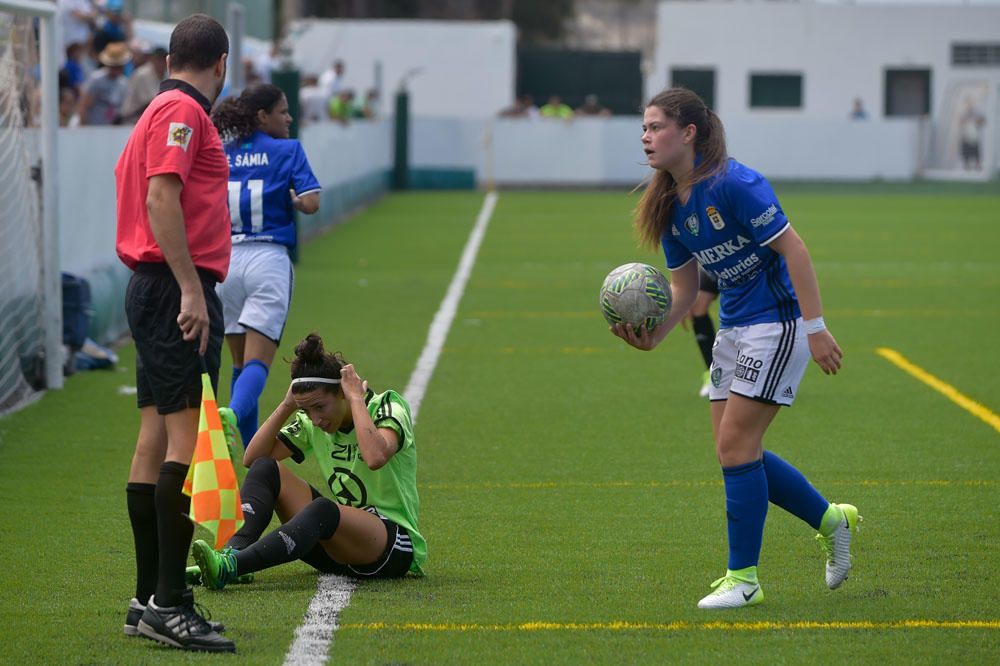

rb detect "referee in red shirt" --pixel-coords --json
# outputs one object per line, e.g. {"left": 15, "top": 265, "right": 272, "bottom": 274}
{"left": 114, "top": 14, "right": 234, "bottom": 653}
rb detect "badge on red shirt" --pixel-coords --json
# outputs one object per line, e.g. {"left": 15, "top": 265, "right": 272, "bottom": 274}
{"left": 167, "top": 122, "right": 193, "bottom": 151}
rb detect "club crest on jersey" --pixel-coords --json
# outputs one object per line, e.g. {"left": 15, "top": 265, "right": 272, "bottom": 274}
{"left": 684, "top": 214, "right": 699, "bottom": 236}
{"left": 166, "top": 122, "right": 193, "bottom": 151}
{"left": 706, "top": 206, "right": 725, "bottom": 230}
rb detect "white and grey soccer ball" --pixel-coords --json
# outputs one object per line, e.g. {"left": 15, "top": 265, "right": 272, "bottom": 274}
{"left": 599, "top": 262, "right": 672, "bottom": 332}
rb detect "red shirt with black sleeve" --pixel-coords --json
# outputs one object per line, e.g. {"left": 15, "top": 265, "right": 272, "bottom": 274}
{"left": 115, "top": 80, "right": 231, "bottom": 281}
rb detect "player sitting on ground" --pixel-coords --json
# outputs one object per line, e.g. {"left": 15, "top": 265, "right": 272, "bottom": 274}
{"left": 189, "top": 333, "right": 426, "bottom": 586}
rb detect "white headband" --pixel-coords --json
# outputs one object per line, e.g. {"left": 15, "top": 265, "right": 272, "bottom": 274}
{"left": 291, "top": 376, "right": 341, "bottom": 386}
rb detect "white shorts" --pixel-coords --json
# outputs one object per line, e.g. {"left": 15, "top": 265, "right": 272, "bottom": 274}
{"left": 216, "top": 242, "right": 293, "bottom": 343}
{"left": 708, "top": 318, "right": 810, "bottom": 406}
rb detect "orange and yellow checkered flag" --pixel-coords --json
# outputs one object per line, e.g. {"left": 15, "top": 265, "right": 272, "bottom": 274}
{"left": 183, "top": 373, "right": 244, "bottom": 549}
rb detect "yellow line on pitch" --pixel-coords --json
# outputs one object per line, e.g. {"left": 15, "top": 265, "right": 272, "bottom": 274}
{"left": 341, "top": 620, "right": 1000, "bottom": 632}
{"left": 418, "top": 479, "right": 993, "bottom": 491}
{"left": 876, "top": 347, "right": 1000, "bottom": 435}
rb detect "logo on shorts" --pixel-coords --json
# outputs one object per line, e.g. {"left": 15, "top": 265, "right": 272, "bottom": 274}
{"left": 782, "top": 386, "right": 794, "bottom": 399}
{"left": 706, "top": 206, "right": 725, "bottom": 230}
{"left": 711, "top": 367, "right": 723, "bottom": 388}
{"left": 684, "top": 214, "right": 699, "bottom": 236}
{"left": 166, "top": 122, "right": 193, "bottom": 151}
{"left": 734, "top": 352, "right": 762, "bottom": 383}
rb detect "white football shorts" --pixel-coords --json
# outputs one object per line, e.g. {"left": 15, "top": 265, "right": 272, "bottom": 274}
{"left": 708, "top": 318, "right": 811, "bottom": 406}
{"left": 216, "top": 242, "right": 293, "bottom": 343}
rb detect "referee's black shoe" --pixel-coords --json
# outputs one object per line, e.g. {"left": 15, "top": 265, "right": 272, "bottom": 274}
{"left": 136, "top": 589, "right": 235, "bottom": 653}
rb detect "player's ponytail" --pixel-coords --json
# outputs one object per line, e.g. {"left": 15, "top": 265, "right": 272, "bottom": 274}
{"left": 290, "top": 333, "right": 345, "bottom": 394}
{"left": 211, "top": 83, "right": 285, "bottom": 143}
{"left": 634, "top": 88, "right": 729, "bottom": 251}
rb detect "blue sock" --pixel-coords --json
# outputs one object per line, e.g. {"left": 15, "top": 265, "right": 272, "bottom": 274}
{"left": 230, "top": 365, "right": 243, "bottom": 400}
{"left": 762, "top": 451, "right": 829, "bottom": 530}
{"left": 230, "top": 359, "right": 268, "bottom": 447}
{"left": 722, "top": 459, "right": 769, "bottom": 571}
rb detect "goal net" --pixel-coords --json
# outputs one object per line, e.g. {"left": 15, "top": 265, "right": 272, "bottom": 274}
{"left": 0, "top": 2, "right": 59, "bottom": 416}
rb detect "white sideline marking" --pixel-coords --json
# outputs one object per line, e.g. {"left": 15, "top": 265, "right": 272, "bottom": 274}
{"left": 282, "top": 191, "right": 499, "bottom": 666}
{"left": 404, "top": 190, "right": 498, "bottom": 422}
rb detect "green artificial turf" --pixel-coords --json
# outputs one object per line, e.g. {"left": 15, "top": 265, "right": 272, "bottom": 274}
{"left": 1, "top": 186, "right": 998, "bottom": 664}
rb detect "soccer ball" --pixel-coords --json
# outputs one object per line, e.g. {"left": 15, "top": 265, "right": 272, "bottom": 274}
{"left": 599, "top": 262, "right": 672, "bottom": 333}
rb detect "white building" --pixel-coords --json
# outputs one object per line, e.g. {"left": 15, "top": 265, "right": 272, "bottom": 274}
{"left": 650, "top": 1, "right": 1000, "bottom": 178}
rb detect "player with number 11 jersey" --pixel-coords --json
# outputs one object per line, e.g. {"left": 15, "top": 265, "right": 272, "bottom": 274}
{"left": 211, "top": 84, "right": 321, "bottom": 452}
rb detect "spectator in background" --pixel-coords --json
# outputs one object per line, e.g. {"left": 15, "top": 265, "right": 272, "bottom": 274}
{"left": 121, "top": 45, "right": 167, "bottom": 124}
{"left": 849, "top": 98, "right": 868, "bottom": 120}
{"left": 58, "top": 0, "right": 96, "bottom": 53}
{"left": 576, "top": 93, "right": 611, "bottom": 117}
{"left": 540, "top": 95, "right": 573, "bottom": 120}
{"left": 61, "top": 42, "right": 87, "bottom": 91}
{"left": 328, "top": 89, "right": 354, "bottom": 125}
{"left": 959, "top": 98, "right": 986, "bottom": 171}
{"left": 77, "top": 41, "right": 130, "bottom": 125}
{"left": 92, "top": 1, "right": 131, "bottom": 57}
{"left": 499, "top": 93, "right": 537, "bottom": 118}
{"left": 318, "top": 59, "right": 345, "bottom": 100}
{"left": 299, "top": 74, "right": 327, "bottom": 126}
{"left": 59, "top": 82, "right": 79, "bottom": 126}
{"left": 359, "top": 88, "right": 379, "bottom": 120}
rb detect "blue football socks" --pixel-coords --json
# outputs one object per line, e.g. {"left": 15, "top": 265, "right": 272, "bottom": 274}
{"left": 722, "top": 459, "right": 769, "bottom": 571}
{"left": 762, "top": 450, "right": 829, "bottom": 531}
{"left": 229, "top": 359, "right": 268, "bottom": 447}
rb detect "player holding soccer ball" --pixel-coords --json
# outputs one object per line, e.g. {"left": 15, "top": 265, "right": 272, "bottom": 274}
{"left": 611, "top": 87, "right": 859, "bottom": 610}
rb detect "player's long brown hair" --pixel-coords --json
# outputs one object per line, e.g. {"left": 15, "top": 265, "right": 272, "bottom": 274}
{"left": 211, "top": 83, "right": 284, "bottom": 143}
{"left": 290, "top": 333, "right": 345, "bottom": 395}
{"left": 634, "top": 88, "right": 728, "bottom": 251}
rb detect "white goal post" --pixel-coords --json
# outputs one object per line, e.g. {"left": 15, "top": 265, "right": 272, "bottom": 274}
{"left": 0, "top": 0, "right": 61, "bottom": 414}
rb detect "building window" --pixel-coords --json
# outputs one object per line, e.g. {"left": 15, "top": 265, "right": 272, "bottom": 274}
{"left": 884, "top": 68, "right": 931, "bottom": 117}
{"left": 952, "top": 43, "right": 1000, "bottom": 66}
{"left": 671, "top": 68, "right": 715, "bottom": 109}
{"left": 749, "top": 74, "right": 802, "bottom": 109}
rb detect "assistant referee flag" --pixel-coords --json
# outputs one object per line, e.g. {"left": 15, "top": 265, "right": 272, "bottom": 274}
{"left": 183, "top": 373, "right": 244, "bottom": 549}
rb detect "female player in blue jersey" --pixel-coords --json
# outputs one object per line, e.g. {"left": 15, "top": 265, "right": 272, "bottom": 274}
{"left": 612, "top": 87, "right": 859, "bottom": 609}
{"left": 211, "top": 84, "right": 321, "bottom": 449}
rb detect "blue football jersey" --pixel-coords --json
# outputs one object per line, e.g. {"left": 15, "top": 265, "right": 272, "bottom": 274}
{"left": 224, "top": 130, "right": 321, "bottom": 247}
{"left": 661, "top": 159, "right": 800, "bottom": 327}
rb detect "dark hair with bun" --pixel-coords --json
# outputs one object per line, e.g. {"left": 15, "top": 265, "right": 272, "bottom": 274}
{"left": 290, "top": 333, "right": 345, "bottom": 394}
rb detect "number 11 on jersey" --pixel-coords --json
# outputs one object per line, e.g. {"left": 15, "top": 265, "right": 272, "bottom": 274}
{"left": 228, "top": 179, "right": 264, "bottom": 233}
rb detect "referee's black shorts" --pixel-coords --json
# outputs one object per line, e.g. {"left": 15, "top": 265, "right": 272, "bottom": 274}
{"left": 125, "top": 262, "right": 223, "bottom": 414}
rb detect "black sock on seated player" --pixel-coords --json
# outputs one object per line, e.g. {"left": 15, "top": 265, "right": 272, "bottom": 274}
{"left": 235, "top": 497, "right": 341, "bottom": 575}
{"left": 227, "top": 457, "right": 282, "bottom": 551}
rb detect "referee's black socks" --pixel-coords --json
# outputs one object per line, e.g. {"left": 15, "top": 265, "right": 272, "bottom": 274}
{"left": 126, "top": 482, "right": 157, "bottom": 604}
{"left": 153, "top": 461, "right": 193, "bottom": 607}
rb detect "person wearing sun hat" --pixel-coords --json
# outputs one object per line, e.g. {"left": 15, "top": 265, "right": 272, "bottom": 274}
{"left": 77, "top": 41, "right": 132, "bottom": 125}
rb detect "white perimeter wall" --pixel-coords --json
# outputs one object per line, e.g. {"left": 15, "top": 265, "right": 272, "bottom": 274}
{"left": 287, "top": 19, "right": 516, "bottom": 118}
{"left": 649, "top": 2, "right": 1000, "bottom": 121}
{"left": 56, "top": 121, "right": 390, "bottom": 284}
{"left": 410, "top": 116, "right": 922, "bottom": 184}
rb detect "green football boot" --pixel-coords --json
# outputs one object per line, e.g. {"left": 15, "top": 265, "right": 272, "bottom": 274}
{"left": 191, "top": 540, "right": 239, "bottom": 591}
{"left": 816, "top": 503, "right": 862, "bottom": 589}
